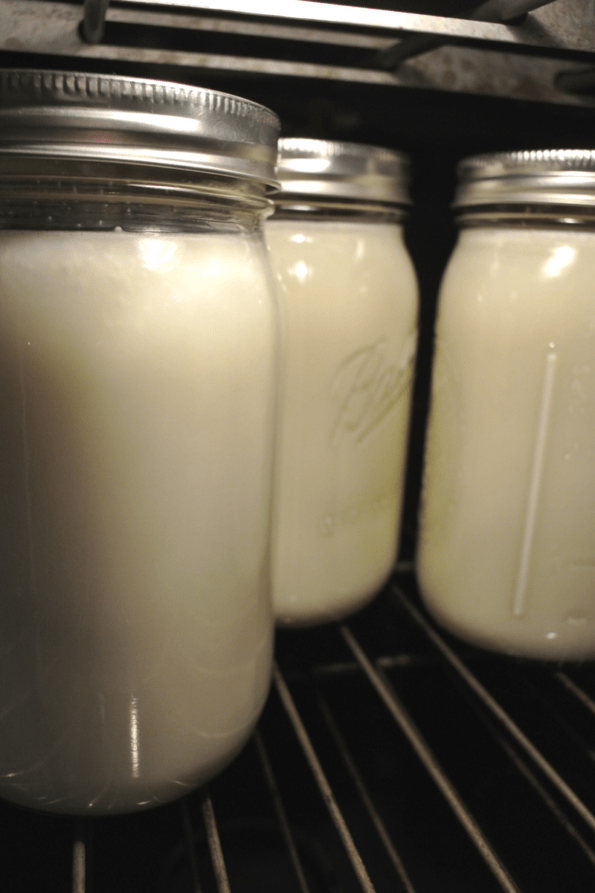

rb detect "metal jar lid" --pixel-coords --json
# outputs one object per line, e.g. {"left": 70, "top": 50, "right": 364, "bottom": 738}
{"left": 274, "top": 138, "right": 411, "bottom": 206}
{"left": 454, "top": 149, "right": 595, "bottom": 211}
{"left": 0, "top": 69, "right": 280, "bottom": 190}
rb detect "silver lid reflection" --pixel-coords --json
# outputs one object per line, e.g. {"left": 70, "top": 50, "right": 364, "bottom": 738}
{"left": 0, "top": 70, "right": 280, "bottom": 188}
{"left": 275, "top": 138, "right": 411, "bottom": 205}
{"left": 455, "top": 149, "right": 595, "bottom": 209}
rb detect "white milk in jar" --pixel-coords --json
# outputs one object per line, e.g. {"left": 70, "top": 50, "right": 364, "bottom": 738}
{"left": 266, "top": 139, "right": 419, "bottom": 626}
{"left": 416, "top": 149, "right": 595, "bottom": 660}
{"left": 0, "top": 70, "right": 280, "bottom": 813}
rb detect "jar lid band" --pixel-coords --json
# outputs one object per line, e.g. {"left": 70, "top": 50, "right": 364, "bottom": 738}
{"left": 0, "top": 70, "right": 280, "bottom": 190}
{"left": 274, "top": 138, "right": 412, "bottom": 206}
{"left": 454, "top": 149, "right": 595, "bottom": 210}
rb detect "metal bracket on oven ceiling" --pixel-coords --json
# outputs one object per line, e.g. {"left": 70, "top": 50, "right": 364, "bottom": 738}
{"left": 376, "top": 0, "right": 555, "bottom": 72}
{"left": 81, "top": 0, "right": 111, "bottom": 44}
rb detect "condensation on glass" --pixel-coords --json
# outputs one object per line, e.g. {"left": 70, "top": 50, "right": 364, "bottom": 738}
{"left": 0, "top": 69, "right": 280, "bottom": 813}
{"left": 417, "top": 149, "right": 595, "bottom": 660}
{"left": 266, "top": 138, "right": 419, "bottom": 627}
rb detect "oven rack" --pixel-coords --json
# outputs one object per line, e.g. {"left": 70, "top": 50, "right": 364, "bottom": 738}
{"left": 5, "top": 566, "right": 595, "bottom": 893}
{"left": 2, "top": 0, "right": 595, "bottom": 107}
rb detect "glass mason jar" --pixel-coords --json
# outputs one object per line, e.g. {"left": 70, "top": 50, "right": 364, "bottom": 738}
{"left": 0, "top": 69, "right": 280, "bottom": 813}
{"left": 266, "top": 139, "right": 419, "bottom": 626}
{"left": 417, "top": 149, "right": 595, "bottom": 660}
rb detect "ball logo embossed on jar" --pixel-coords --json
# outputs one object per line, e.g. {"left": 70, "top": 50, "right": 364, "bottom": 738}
{"left": 330, "top": 335, "right": 415, "bottom": 447}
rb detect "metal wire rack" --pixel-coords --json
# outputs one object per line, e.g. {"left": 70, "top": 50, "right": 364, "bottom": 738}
{"left": 5, "top": 565, "right": 595, "bottom": 893}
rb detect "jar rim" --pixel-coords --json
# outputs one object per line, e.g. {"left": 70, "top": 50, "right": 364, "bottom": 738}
{"left": 0, "top": 69, "right": 280, "bottom": 192}
{"left": 454, "top": 149, "right": 595, "bottom": 211}
{"left": 274, "top": 137, "right": 411, "bottom": 206}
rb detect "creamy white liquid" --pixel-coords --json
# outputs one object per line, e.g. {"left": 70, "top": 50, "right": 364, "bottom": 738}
{"left": 266, "top": 218, "right": 418, "bottom": 625}
{"left": 0, "top": 229, "right": 276, "bottom": 813}
{"left": 417, "top": 226, "right": 595, "bottom": 660}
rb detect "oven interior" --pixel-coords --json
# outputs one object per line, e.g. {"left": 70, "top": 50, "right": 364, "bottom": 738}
{"left": 2, "top": 1, "right": 595, "bottom": 890}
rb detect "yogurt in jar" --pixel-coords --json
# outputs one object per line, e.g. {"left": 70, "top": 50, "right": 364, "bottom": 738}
{"left": 417, "top": 152, "right": 595, "bottom": 660}
{"left": 0, "top": 229, "right": 276, "bottom": 812}
{"left": 267, "top": 192, "right": 418, "bottom": 625}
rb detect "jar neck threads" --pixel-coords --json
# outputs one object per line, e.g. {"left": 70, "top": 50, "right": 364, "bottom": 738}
{"left": 271, "top": 198, "right": 407, "bottom": 224}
